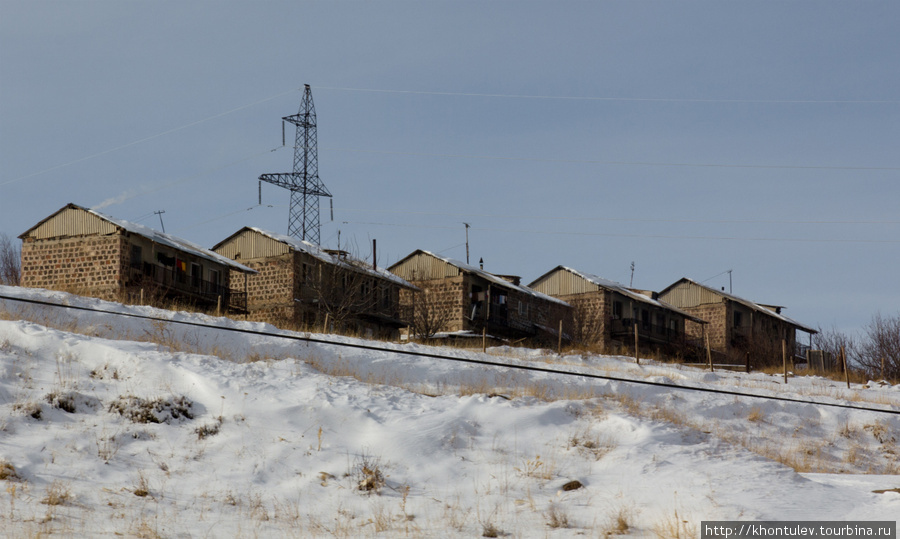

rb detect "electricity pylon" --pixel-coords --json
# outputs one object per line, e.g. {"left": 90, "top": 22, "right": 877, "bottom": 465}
{"left": 259, "top": 84, "right": 332, "bottom": 244}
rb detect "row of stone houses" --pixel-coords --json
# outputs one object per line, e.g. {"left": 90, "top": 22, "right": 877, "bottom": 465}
{"left": 17, "top": 203, "right": 816, "bottom": 363}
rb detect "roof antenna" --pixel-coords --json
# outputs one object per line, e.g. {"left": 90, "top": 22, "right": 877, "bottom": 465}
{"left": 464, "top": 223, "right": 471, "bottom": 264}
{"left": 630, "top": 261, "right": 635, "bottom": 287}
{"left": 154, "top": 210, "right": 166, "bottom": 233}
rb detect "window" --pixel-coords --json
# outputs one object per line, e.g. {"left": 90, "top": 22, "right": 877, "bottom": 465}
{"left": 733, "top": 311, "right": 743, "bottom": 328}
{"left": 613, "top": 301, "right": 623, "bottom": 320}
{"left": 191, "top": 263, "right": 201, "bottom": 288}
{"left": 130, "top": 245, "right": 142, "bottom": 268}
{"left": 518, "top": 300, "right": 528, "bottom": 316}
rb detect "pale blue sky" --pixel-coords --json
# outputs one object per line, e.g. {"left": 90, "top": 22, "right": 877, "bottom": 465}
{"left": 1, "top": 0, "right": 897, "bottom": 334}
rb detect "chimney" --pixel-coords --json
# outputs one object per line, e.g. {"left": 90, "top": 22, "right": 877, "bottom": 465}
{"left": 479, "top": 257, "right": 484, "bottom": 270}
{"left": 372, "top": 239, "right": 377, "bottom": 270}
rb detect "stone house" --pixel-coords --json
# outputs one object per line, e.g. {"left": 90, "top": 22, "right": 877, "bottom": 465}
{"left": 658, "top": 278, "right": 817, "bottom": 365}
{"left": 388, "top": 250, "right": 572, "bottom": 342}
{"left": 19, "top": 203, "right": 255, "bottom": 312}
{"left": 212, "top": 227, "right": 416, "bottom": 338}
{"left": 528, "top": 266, "right": 706, "bottom": 355}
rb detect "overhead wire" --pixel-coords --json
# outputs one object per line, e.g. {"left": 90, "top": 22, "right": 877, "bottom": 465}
{"left": 313, "top": 86, "right": 900, "bottom": 105}
{"left": 0, "top": 292, "right": 896, "bottom": 416}
{"left": 338, "top": 220, "right": 900, "bottom": 244}
{"left": 334, "top": 207, "right": 900, "bottom": 226}
{"left": 2, "top": 87, "right": 301, "bottom": 186}
{"left": 320, "top": 146, "right": 900, "bottom": 172}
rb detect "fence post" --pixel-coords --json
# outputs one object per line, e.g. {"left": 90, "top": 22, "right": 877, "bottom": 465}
{"left": 217, "top": 295, "right": 222, "bottom": 317}
{"left": 323, "top": 313, "right": 329, "bottom": 334}
{"left": 782, "top": 339, "right": 788, "bottom": 384}
{"left": 140, "top": 288, "right": 144, "bottom": 306}
{"left": 558, "top": 319, "right": 563, "bottom": 356}
{"left": 882, "top": 356, "right": 886, "bottom": 381}
{"left": 745, "top": 351, "right": 751, "bottom": 374}
{"left": 634, "top": 322, "right": 640, "bottom": 365}
{"left": 482, "top": 327, "right": 486, "bottom": 353}
{"left": 704, "top": 327, "right": 713, "bottom": 372}
{"left": 841, "top": 346, "right": 850, "bottom": 389}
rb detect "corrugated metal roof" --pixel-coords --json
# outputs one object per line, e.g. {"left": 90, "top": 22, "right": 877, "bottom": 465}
{"left": 216, "top": 227, "right": 416, "bottom": 289}
{"left": 660, "top": 278, "right": 817, "bottom": 334}
{"left": 391, "top": 250, "right": 570, "bottom": 307}
{"left": 21, "top": 203, "right": 257, "bottom": 274}
{"left": 530, "top": 266, "right": 706, "bottom": 323}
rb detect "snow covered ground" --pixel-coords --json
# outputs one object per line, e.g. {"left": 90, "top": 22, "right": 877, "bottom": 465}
{"left": 1, "top": 285, "right": 898, "bottom": 537}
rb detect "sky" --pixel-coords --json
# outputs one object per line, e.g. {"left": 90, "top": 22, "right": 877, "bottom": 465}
{"left": 1, "top": 0, "right": 898, "bottom": 335}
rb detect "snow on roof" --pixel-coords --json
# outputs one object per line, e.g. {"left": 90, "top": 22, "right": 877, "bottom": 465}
{"left": 555, "top": 266, "right": 707, "bottom": 323}
{"left": 675, "top": 278, "right": 817, "bottom": 334}
{"left": 73, "top": 204, "right": 256, "bottom": 274}
{"left": 418, "top": 250, "right": 570, "bottom": 307}
{"left": 248, "top": 228, "right": 416, "bottom": 289}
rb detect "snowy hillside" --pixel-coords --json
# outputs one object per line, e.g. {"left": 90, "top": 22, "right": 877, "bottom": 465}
{"left": 1, "top": 285, "right": 898, "bottom": 537}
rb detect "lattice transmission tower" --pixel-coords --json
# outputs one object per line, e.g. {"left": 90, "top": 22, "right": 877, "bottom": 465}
{"left": 259, "top": 84, "right": 332, "bottom": 244}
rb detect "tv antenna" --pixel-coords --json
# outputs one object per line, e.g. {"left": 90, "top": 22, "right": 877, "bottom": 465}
{"left": 154, "top": 210, "right": 166, "bottom": 233}
{"left": 259, "top": 84, "right": 332, "bottom": 244}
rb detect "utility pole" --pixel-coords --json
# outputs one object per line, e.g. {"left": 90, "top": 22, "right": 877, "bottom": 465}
{"left": 154, "top": 210, "right": 166, "bottom": 233}
{"left": 259, "top": 84, "right": 332, "bottom": 244}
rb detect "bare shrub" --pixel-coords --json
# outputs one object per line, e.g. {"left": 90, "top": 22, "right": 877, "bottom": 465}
{"left": 42, "top": 480, "right": 72, "bottom": 506}
{"left": 353, "top": 451, "right": 386, "bottom": 493}
{"left": 195, "top": 416, "right": 224, "bottom": 440}
{"left": 0, "top": 459, "right": 21, "bottom": 481}
{"left": 0, "top": 233, "right": 21, "bottom": 286}
{"left": 855, "top": 312, "right": 900, "bottom": 381}
{"left": 545, "top": 502, "right": 570, "bottom": 528}
{"left": 108, "top": 395, "right": 194, "bottom": 424}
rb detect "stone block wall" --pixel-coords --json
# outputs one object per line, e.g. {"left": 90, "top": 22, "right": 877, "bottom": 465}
{"left": 229, "top": 253, "right": 296, "bottom": 326}
{"left": 558, "top": 292, "right": 609, "bottom": 345}
{"left": 400, "top": 276, "right": 465, "bottom": 333}
{"left": 20, "top": 235, "right": 125, "bottom": 301}
{"left": 682, "top": 302, "right": 727, "bottom": 351}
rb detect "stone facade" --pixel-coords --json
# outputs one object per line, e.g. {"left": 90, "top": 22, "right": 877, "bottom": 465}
{"left": 19, "top": 204, "right": 252, "bottom": 312}
{"left": 21, "top": 235, "right": 126, "bottom": 301}
{"left": 682, "top": 302, "right": 728, "bottom": 351}
{"left": 218, "top": 229, "right": 412, "bottom": 338}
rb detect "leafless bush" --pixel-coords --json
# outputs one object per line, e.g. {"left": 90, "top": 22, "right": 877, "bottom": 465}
{"left": 854, "top": 312, "right": 900, "bottom": 381}
{"left": 0, "top": 233, "right": 21, "bottom": 286}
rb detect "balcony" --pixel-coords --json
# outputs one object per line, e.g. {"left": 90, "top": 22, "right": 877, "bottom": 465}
{"left": 125, "top": 263, "right": 247, "bottom": 313}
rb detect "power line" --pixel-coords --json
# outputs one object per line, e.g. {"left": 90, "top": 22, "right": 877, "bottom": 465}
{"left": 314, "top": 86, "right": 900, "bottom": 105}
{"left": 0, "top": 292, "right": 896, "bottom": 416}
{"left": 339, "top": 220, "right": 900, "bottom": 244}
{"left": 335, "top": 207, "right": 900, "bottom": 226}
{"left": 320, "top": 146, "right": 900, "bottom": 172}
{"left": 2, "top": 88, "right": 301, "bottom": 186}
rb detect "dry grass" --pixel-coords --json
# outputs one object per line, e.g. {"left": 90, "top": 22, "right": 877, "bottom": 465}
{"left": 41, "top": 480, "right": 72, "bottom": 506}
{"left": 544, "top": 502, "right": 571, "bottom": 529}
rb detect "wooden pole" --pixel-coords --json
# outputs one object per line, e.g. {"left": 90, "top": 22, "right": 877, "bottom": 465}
{"left": 323, "top": 313, "right": 330, "bottom": 334}
{"left": 216, "top": 295, "right": 222, "bottom": 317}
{"left": 745, "top": 351, "right": 751, "bottom": 374}
{"left": 782, "top": 339, "right": 788, "bottom": 384}
{"left": 558, "top": 319, "right": 563, "bottom": 356}
{"left": 634, "top": 321, "right": 640, "bottom": 365}
{"left": 705, "top": 328, "right": 713, "bottom": 372}
{"left": 482, "top": 326, "right": 486, "bottom": 353}
{"left": 841, "top": 346, "right": 850, "bottom": 389}
{"left": 881, "top": 356, "right": 886, "bottom": 381}
{"left": 140, "top": 288, "right": 144, "bottom": 306}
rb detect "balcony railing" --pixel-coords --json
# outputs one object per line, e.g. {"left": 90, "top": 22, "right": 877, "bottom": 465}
{"left": 125, "top": 263, "right": 247, "bottom": 313}
{"left": 610, "top": 318, "right": 685, "bottom": 343}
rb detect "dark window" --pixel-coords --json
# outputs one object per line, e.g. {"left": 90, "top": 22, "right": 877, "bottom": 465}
{"left": 130, "top": 245, "right": 142, "bottom": 268}
{"left": 613, "top": 301, "right": 623, "bottom": 319}
{"left": 734, "top": 311, "right": 743, "bottom": 328}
